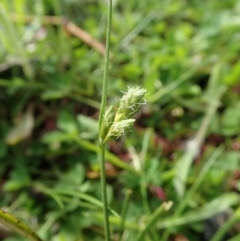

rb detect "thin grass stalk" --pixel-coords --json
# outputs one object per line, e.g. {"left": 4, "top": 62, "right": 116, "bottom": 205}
{"left": 100, "top": 144, "right": 111, "bottom": 240}
{"left": 73, "top": 137, "right": 136, "bottom": 172}
{"left": 98, "top": 0, "right": 112, "bottom": 130}
{"left": 98, "top": 0, "right": 113, "bottom": 240}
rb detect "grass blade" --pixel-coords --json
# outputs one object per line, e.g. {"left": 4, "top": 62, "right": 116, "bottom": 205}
{"left": 0, "top": 209, "right": 42, "bottom": 241}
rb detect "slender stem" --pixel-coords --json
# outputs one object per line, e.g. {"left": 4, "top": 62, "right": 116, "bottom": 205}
{"left": 100, "top": 144, "right": 111, "bottom": 241}
{"left": 73, "top": 136, "right": 136, "bottom": 173}
{"left": 98, "top": 1, "right": 113, "bottom": 240}
{"left": 99, "top": 0, "right": 112, "bottom": 132}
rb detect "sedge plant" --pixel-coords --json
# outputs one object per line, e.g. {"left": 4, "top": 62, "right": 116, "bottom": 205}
{"left": 0, "top": 1, "right": 146, "bottom": 241}
{"left": 99, "top": 86, "right": 146, "bottom": 240}
{"left": 98, "top": 2, "right": 146, "bottom": 241}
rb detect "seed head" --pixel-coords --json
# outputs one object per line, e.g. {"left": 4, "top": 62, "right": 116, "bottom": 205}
{"left": 100, "top": 105, "right": 115, "bottom": 143}
{"left": 100, "top": 86, "right": 146, "bottom": 144}
{"left": 107, "top": 119, "right": 135, "bottom": 140}
{"left": 115, "top": 86, "right": 146, "bottom": 122}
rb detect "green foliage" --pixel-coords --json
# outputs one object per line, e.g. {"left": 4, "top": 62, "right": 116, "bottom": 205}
{"left": 1, "top": 0, "right": 240, "bottom": 241}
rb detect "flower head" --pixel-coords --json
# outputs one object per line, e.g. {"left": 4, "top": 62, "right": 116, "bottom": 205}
{"left": 115, "top": 86, "right": 146, "bottom": 122}
{"left": 100, "top": 105, "right": 115, "bottom": 143}
{"left": 100, "top": 86, "right": 146, "bottom": 144}
{"left": 107, "top": 119, "right": 135, "bottom": 140}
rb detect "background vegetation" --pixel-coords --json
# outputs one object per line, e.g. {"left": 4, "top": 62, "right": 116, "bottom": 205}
{"left": 1, "top": 0, "right": 240, "bottom": 240}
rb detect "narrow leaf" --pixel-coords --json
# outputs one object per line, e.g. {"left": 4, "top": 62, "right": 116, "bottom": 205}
{"left": 0, "top": 209, "right": 42, "bottom": 241}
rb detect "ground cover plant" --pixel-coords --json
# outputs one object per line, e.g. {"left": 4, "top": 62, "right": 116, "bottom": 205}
{"left": 1, "top": 0, "right": 240, "bottom": 240}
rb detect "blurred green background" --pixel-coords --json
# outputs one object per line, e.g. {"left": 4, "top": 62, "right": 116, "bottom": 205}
{"left": 0, "top": 0, "right": 240, "bottom": 240}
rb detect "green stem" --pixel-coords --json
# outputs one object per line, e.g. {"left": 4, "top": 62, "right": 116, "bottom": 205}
{"left": 99, "top": 0, "right": 112, "bottom": 132}
{"left": 100, "top": 144, "right": 111, "bottom": 241}
{"left": 73, "top": 136, "right": 136, "bottom": 173}
{"left": 98, "top": 1, "right": 113, "bottom": 239}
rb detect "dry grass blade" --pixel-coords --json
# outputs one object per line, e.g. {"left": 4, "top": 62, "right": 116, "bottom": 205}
{"left": 10, "top": 14, "right": 106, "bottom": 55}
